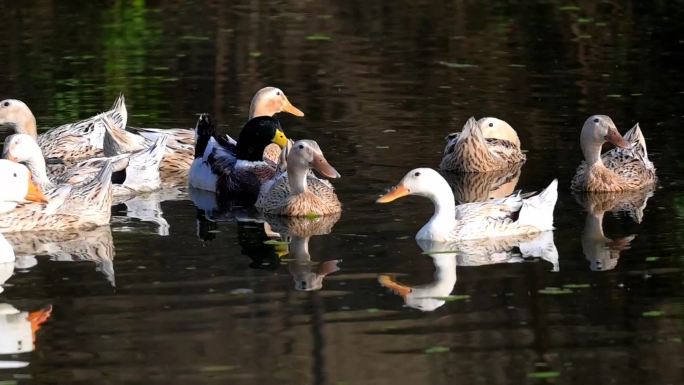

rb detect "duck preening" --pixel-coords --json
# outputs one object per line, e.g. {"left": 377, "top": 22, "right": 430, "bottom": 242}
{"left": 440, "top": 116, "right": 525, "bottom": 172}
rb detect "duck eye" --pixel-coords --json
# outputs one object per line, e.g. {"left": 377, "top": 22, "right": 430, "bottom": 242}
{"left": 594, "top": 118, "right": 599, "bottom": 123}
{"left": 276, "top": 91, "right": 281, "bottom": 96}
{"left": 298, "top": 144, "right": 304, "bottom": 149}
{"left": 414, "top": 171, "right": 421, "bottom": 177}
{"left": 488, "top": 122, "right": 493, "bottom": 127}
{"left": 13, "top": 173, "right": 16, "bottom": 177}
{"left": 2, "top": 101, "right": 9, "bottom": 107}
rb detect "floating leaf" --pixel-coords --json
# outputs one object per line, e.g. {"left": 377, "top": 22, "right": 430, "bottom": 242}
{"left": 562, "top": 283, "right": 591, "bottom": 289}
{"left": 437, "top": 61, "right": 478, "bottom": 69}
{"left": 642, "top": 310, "right": 665, "bottom": 317}
{"left": 249, "top": 51, "right": 262, "bottom": 58}
{"left": 306, "top": 34, "right": 332, "bottom": 41}
{"left": 180, "top": 35, "right": 211, "bottom": 41}
{"left": 264, "top": 239, "right": 291, "bottom": 246}
{"left": 577, "top": 17, "right": 593, "bottom": 23}
{"left": 559, "top": 5, "right": 581, "bottom": 11}
{"left": 305, "top": 212, "right": 320, "bottom": 220}
{"left": 200, "top": 365, "right": 237, "bottom": 372}
{"left": 528, "top": 371, "right": 560, "bottom": 379}
{"left": 434, "top": 295, "right": 470, "bottom": 302}
{"left": 645, "top": 257, "right": 660, "bottom": 262}
{"left": 538, "top": 287, "right": 573, "bottom": 295}
{"left": 425, "top": 346, "right": 450, "bottom": 354}
{"left": 607, "top": 94, "right": 623, "bottom": 98}
{"left": 366, "top": 308, "right": 380, "bottom": 313}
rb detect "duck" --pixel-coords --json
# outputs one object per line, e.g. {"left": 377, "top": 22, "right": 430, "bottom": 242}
{"left": 189, "top": 114, "right": 290, "bottom": 202}
{"left": 3, "top": 122, "right": 168, "bottom": 197}
{"left": 376, "top": 167, "right": 558, "bottom": 242}
{"left": 0, "top": 159, "right": 113, "bottom": 232}
{"left": 0, "top": 94, "right": 127, "bottom": 165}
{"left": 0, "top": 233, "right": 15, "bottom": 294}
{"left": 114, "top": 87, "right": 304, "bottom": 184}
{"left": 440, "top": 116, "right": 525, "bottom": 172}
{"left": 255, "top": 140, "right": 342, "bottom": 216}
{"left": 571, "top": 115, "right": 656, "bottom": 191}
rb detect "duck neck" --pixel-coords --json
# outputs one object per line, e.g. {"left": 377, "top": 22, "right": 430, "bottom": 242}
{"left": 287, "top": 165, "right": 308, "bottom": 195}
{"left": 23, "top": 150, "right": 53, "bottom": 190}
{"left": 418, "top": 182, "right": 457, "bottom": 241}
{"left": 13, "top": 112, "right": 38, "bottom": 140}
{"left": 581, "top": 135, "right": 604, "bottom": 166}
{"left": 249, "top": 97, "right": 274, "bottom": 119}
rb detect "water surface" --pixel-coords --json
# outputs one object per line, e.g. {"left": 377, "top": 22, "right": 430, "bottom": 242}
{"left": 1, "top": 1, "right": 684, "bottom": 384}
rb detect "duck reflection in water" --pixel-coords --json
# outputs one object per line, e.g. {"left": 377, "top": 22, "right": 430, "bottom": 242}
{"left": 112, "top": 186, "right": 186, "bottom": 236}
{"left": 379, "top": 232, "right": 558, "bottom": 312}
{"left": 265, "top": 213, "right": 341, "bottom": 291}
{"left": 575, "top": 189, "right": 653, "bottom": 271}
{"left": 0, "top": 302, "right": 52, "bottom": 369}
{"left": 3, "top": 226, "right": 116, "bottom": 286}
{"left": 441, "top": 162, "right": 524, "bottom": 204}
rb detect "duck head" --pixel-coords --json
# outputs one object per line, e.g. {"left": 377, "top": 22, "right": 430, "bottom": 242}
{"left": 478, "top": 117, "right": 521, "bottom": 148}
{"left": 376, "top": 168, "right": 451, "bottom": 203}
{"left": 0, "top": 159, "right": 48, "bottom": 210}
{"left": 3, "top": 134, "right": 41, "bottom": 163}
{"left": 236, "top": 117, "right": 289, "bottom": 161}
{"left": 249, "top": 87, "right": 304, "bottom": 119}
{"left": 0, "top": 99, "right": 38, "bottom": 140}
{"left": 286, "top": 140, "right": 340, "bottom": 195}
{"left": 580, "top": 115, "right": 629, "bottom": 164}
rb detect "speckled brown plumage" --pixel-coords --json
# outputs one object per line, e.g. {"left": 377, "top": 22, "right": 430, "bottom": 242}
{"left": 571, "top": 124, "right": 656, "bottom": 192}
{"left": 440, "top": 118, "right": 525, "bottom": 172}
{"left": 442, "top": 162, "right": 523, "bottom": 204}
{"left": 256, "top": 174, "right": 341, "bottom": 216}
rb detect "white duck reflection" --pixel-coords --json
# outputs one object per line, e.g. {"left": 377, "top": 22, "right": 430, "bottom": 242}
{"left": 0, "top": 303, "right": 52, "bottom": 368}
{"left": 575, "top": 189, "right": 653, "bottom": 271}
{"left": 3, "top": 226, "right": 116, "bottom": 286}
{"left": 112, "top": 186, "right": 186, "bottom": 236}
{"left": 265, "top": 213, "right": 341, "bottom": 291}
{"left": 441, "top": 162, "right": 523, "bottom": 204}
{"left": 0, "top": 233, "right": 15, "bottom": 293}
{"left": 379, "top": 232, "right": 558, "bottom": 312}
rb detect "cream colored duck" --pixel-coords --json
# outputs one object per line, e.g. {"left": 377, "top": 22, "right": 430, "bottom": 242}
{"left": 377, "top": 168, "right": 557, "bottom": 242}
{"left": 0, "top": 159, "right": 113, "bottom": 232}
{"left": 440, "top": 116, "right": 525, "bottom": 172}
{"left": 571, "top": 115, "right": 656, "bottom": 191}
{"left": 256, "top": 140, "right": 341, "bottom": 216}
{"left": 0, "top": 94, "right": 126, "bottom": 165}
{"left": 4, "top": 128, "right": 167, "bottom": 197}
{"left": 111, "top": 86, "right": 304, "bottom": 183}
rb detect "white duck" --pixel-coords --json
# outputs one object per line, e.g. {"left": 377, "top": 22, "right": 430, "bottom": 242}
{"left": 0, "top": 159, "right": 48, "bottom": 214}
{"left": 377, "top": 168, "right": 558, "bottom": 242}
{"left": 0, "top": 233, "right": 15, "bottom": 294}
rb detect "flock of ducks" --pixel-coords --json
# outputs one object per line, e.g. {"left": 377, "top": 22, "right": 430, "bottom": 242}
{"left": 0, "top": 86, "right": 657, "bottom": 242}
{"left": 0, "top": 87, "right": 657, "bottom": 313}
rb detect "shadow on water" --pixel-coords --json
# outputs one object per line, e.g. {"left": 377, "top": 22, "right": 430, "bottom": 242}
{"left": 0, "top": 0, "right": 683, "bottom": 384}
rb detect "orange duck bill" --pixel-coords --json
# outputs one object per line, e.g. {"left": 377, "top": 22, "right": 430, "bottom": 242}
{"left": 25, "top": 176, "right": 49, "bottom": 203}
{"left": 283, "top": 98, "right": 304, "bottom": 117}
{"left": 376, "top": 184, "right": 410, "bottom": 203}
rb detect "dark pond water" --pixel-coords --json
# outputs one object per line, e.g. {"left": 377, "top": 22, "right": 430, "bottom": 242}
{"left": 1, "top": 1, "right": 684, "bottom": 384}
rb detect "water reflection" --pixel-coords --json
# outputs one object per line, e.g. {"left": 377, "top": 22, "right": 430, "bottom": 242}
{"left": 0, "top": 303, "right": 51, "bottom": 369}
{"left": 112, "top": 186, "right": 187, "bottom": 236}
{"left": 575, "top": 189, "right": 654, "bottom": 271}
{"left": 441, "top": 163, "right": 523, "bottom": 204}
{"left": 266, "top": 214, "right": 342, "bottom": 291}
{"left": 4, "top": 226, "right": 116, "bottom": 286}
{"left": 380, "top": 232, "right": 558, "bottom": 312}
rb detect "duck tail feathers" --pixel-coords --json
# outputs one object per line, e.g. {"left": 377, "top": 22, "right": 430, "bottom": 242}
{"left": 517, "top": 179, "right": 558, "bottom": 231}
{"left": 623, "top": 123, "right": 649, "bottom": 159}
{"left": 107, "top": 92, "right": 128, "bottom": 131}
{"left": 458, "top": 116, "right": 484, "bottom": 142}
